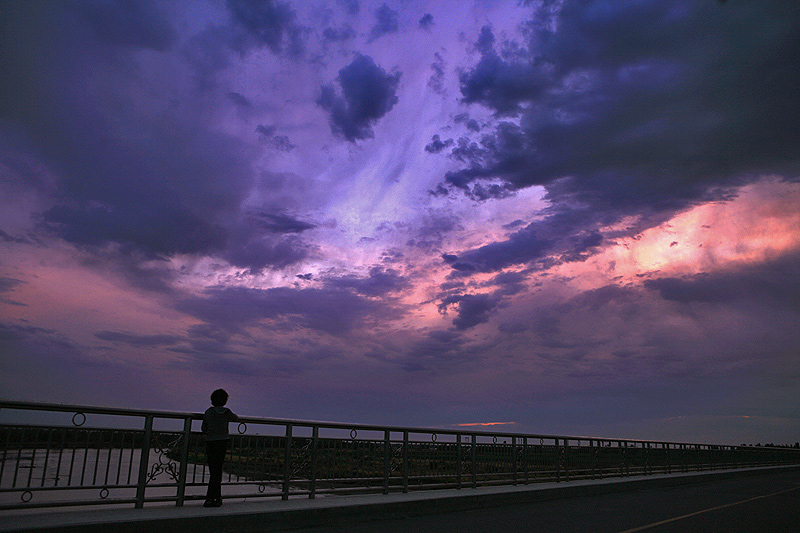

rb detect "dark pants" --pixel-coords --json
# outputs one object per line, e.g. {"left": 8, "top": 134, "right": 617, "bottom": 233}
{"left": 205, "top": 439, "right": 229, "bottom": 501}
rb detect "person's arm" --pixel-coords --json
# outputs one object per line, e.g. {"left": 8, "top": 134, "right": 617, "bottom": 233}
{"left": 201, "top": 416, "right": 208, "bottom": 434}
{"left": 228, "top": 410, "right": 239, "bottom": 422}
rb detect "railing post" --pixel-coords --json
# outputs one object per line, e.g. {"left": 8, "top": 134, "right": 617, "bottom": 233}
{"left": 471, "top": 434, "right": 477, "bottom": 488}
{"left": 309, "top": 425, "right": 318, "bottom": 499}
{"left": 282, "top": 424, "right": 292, "bottom": 500}
{"left": 456, "top": 433, "right": 462, "bottom": 489}
{"left": 555, "top": 438, "right": 561, "bottom": 482}
{"left": 523, "top": 437, "right": 529, "bottom": 485}
{"left": 402, "top": 431, "right": 409, "bottom": 493}
{"left": 383, "top": 430, "right": 391, "bottom": 494}
{"left": 512, "top": 436, "right": 518, "bottom": 486}
{"left": 176, "top": 417, "right": 192, "bottom": 507}
{"left": 135, "top": 415, "right": 153, "bottom": 509}
{"left": 563, "top": 439, "right": 569, "bottom": 482}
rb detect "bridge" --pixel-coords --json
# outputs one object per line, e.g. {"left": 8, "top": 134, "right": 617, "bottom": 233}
{"left": 1, "top": 401, "right": 798, "bottom": 531}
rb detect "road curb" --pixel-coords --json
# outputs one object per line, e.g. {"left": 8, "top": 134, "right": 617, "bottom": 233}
{"left": 3, "top": 465, "right": 799, "bottom": 532}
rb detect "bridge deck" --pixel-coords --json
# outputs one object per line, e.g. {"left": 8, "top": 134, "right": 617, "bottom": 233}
{"left": 2, "top": 465, "right": 797, "bottom": 533}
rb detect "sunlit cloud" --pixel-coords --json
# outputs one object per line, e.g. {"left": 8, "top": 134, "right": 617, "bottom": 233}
{"left": 1, "top": 0, "right": 799, "bottom": 446}
{"left": 453, "top": 422, "right": 517, "bottom": 428}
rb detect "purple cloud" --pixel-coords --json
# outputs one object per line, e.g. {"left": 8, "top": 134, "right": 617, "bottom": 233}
{"left": 318, "top": 54, "right": 401, "bottom": 142}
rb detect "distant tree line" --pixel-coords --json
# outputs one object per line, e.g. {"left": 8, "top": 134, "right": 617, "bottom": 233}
{"left": 740, "top": 442, "right": 800, "bottom": 449}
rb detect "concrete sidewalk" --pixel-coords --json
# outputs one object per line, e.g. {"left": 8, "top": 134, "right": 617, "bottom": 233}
{"left": 1, "top": 466, "right": 797, "bottom": 533}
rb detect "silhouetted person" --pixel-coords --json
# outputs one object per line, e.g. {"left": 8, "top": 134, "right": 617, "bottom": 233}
{"left": 201, "top": 388, "right": 238, "bottom": 507}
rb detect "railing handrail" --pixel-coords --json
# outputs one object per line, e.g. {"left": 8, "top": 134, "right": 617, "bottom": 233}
{"left": 2, "top": 399, "right": 797, "bottom": 450}
{"left": 2, "top": 399, "right": 798, "bottom": 511}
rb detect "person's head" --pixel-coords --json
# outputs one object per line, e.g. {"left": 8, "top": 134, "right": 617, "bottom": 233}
{"left": 210, "top": 389, "right": 228, "bottom": 407}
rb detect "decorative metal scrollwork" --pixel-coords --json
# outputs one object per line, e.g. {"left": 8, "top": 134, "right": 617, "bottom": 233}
{"left": 146, "top": 433, "right": 182, "bottom": 483}
{"left": 290, "top": 439, "right": 313, "bottom": 479}
{"left": 389, "top": 443, "right": 404, "bottom": 473}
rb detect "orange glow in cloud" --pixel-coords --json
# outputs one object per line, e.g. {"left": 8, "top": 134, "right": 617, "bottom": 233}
{"left": 454, "top": 421, "right": 517, "bottom": 427}
{"left": 605, "top": 178, "right": 800, "bottom": 281}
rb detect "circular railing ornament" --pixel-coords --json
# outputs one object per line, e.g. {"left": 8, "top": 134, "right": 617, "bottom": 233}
{"left": 72, "top": 412, "right": 86, "bottom": 427}
{"left": 350, "top": 429, "right": 357, "bottom": 440}
{"left": 99, "top": 488, "right": 109, "bottom": 499}
{"left": 21, "top": 491, "right": 33, "bottom": 503}
{"left": 493, "top": 436, "right": 497, "bottom": 444}
{"left": 238, "top": 422, "right": 247, "bottom": 434}
{"left": 431, "top": 433, "right": 437, "bottom": 442}
{"left": 258, "top": 484, "right": 266, "bottom": 493}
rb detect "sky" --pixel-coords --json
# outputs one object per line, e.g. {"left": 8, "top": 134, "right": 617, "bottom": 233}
{"left": 1, "top": 0, "right": 799, "bottom": 446}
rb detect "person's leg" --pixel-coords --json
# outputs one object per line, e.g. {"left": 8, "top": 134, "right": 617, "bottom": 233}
{"left": 205, "top": 440, "right": 227, "bottom": 503}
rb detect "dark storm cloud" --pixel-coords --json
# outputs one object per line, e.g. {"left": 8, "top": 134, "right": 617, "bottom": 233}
{"left": 435, "top": 0, "right": 800, "bottom": 283}
{"left": 419, "top": 14, "right": 434, "bottom": 30}
{"left": 325, "top": 266, "right": 410, "bottom": 297}
{"left": 219, "top": 211, "right": 315, "bottom": 272}
{"left": 79, "top": 0, "right": 175, "bottom": 51}
{"left": 645, "top": 252, "right": 800, "bottom": 310}
{"left": 368, "top": 3, "right": 400, "bottom": 42}
{"left": 0, "top": 2, "right": 311, "bottom": 275}
{"left": 446, "top": 209, "right": 603, "bottom": 274}
{"left": 318, "top": 54, "right": 401, "bottom": 142}
{"left": 247, "top": 211, "right": 315, "bottom": 233}
{"left": 95, "top": 330, "right": 180, "bottom": 347}
{"left": 424, "top": 135, "right": 453, "bottom": 154}
{"left": 223, "top": 234, "right": 313, "bottom": 273}
{"left": 454, "top": 113, "right": 482, "bottom": 132}
{"left": 226, "top": 0, "right": 304, "bottom": 56}
{"left": 42, "top": 201, "right": 226, "bottom": 256}
{"left": 446, "top": 1, "right": 800, "bottom": 207}
{"left": 438, "top": 293, "right": 502, "bottom": 330}
{"left": 177, "top": 285, "right": 405, "bottom": 336}
{"left": 459, "top": 26, "right": 550, "bottom": 116}
{"left": 485, "top": 270, "right": 529, "bottom": 296}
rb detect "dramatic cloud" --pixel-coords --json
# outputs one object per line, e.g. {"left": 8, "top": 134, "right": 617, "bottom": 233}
{"left": 2, "top": 0, "right": 799, "bottom": 445}
{"left": 447, "top": 2, "right": 800, "bottom": 211}
{"left": 368, "top": 3, "right": 399, "bottom": 42}
{"left": 318, "top": 54, "right": 401, "bottom": 141}
{"left": 177, "top": 284, "right": 405, "bottom": 336}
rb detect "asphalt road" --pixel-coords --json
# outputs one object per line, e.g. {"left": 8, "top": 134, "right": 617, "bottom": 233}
{"left": 288, "top": 469, "right": 800, "bottom": 532}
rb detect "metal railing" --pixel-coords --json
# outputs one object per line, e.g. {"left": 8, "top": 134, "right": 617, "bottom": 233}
{"left": 1, "top": 400, "right": 798, "bottom": 510}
